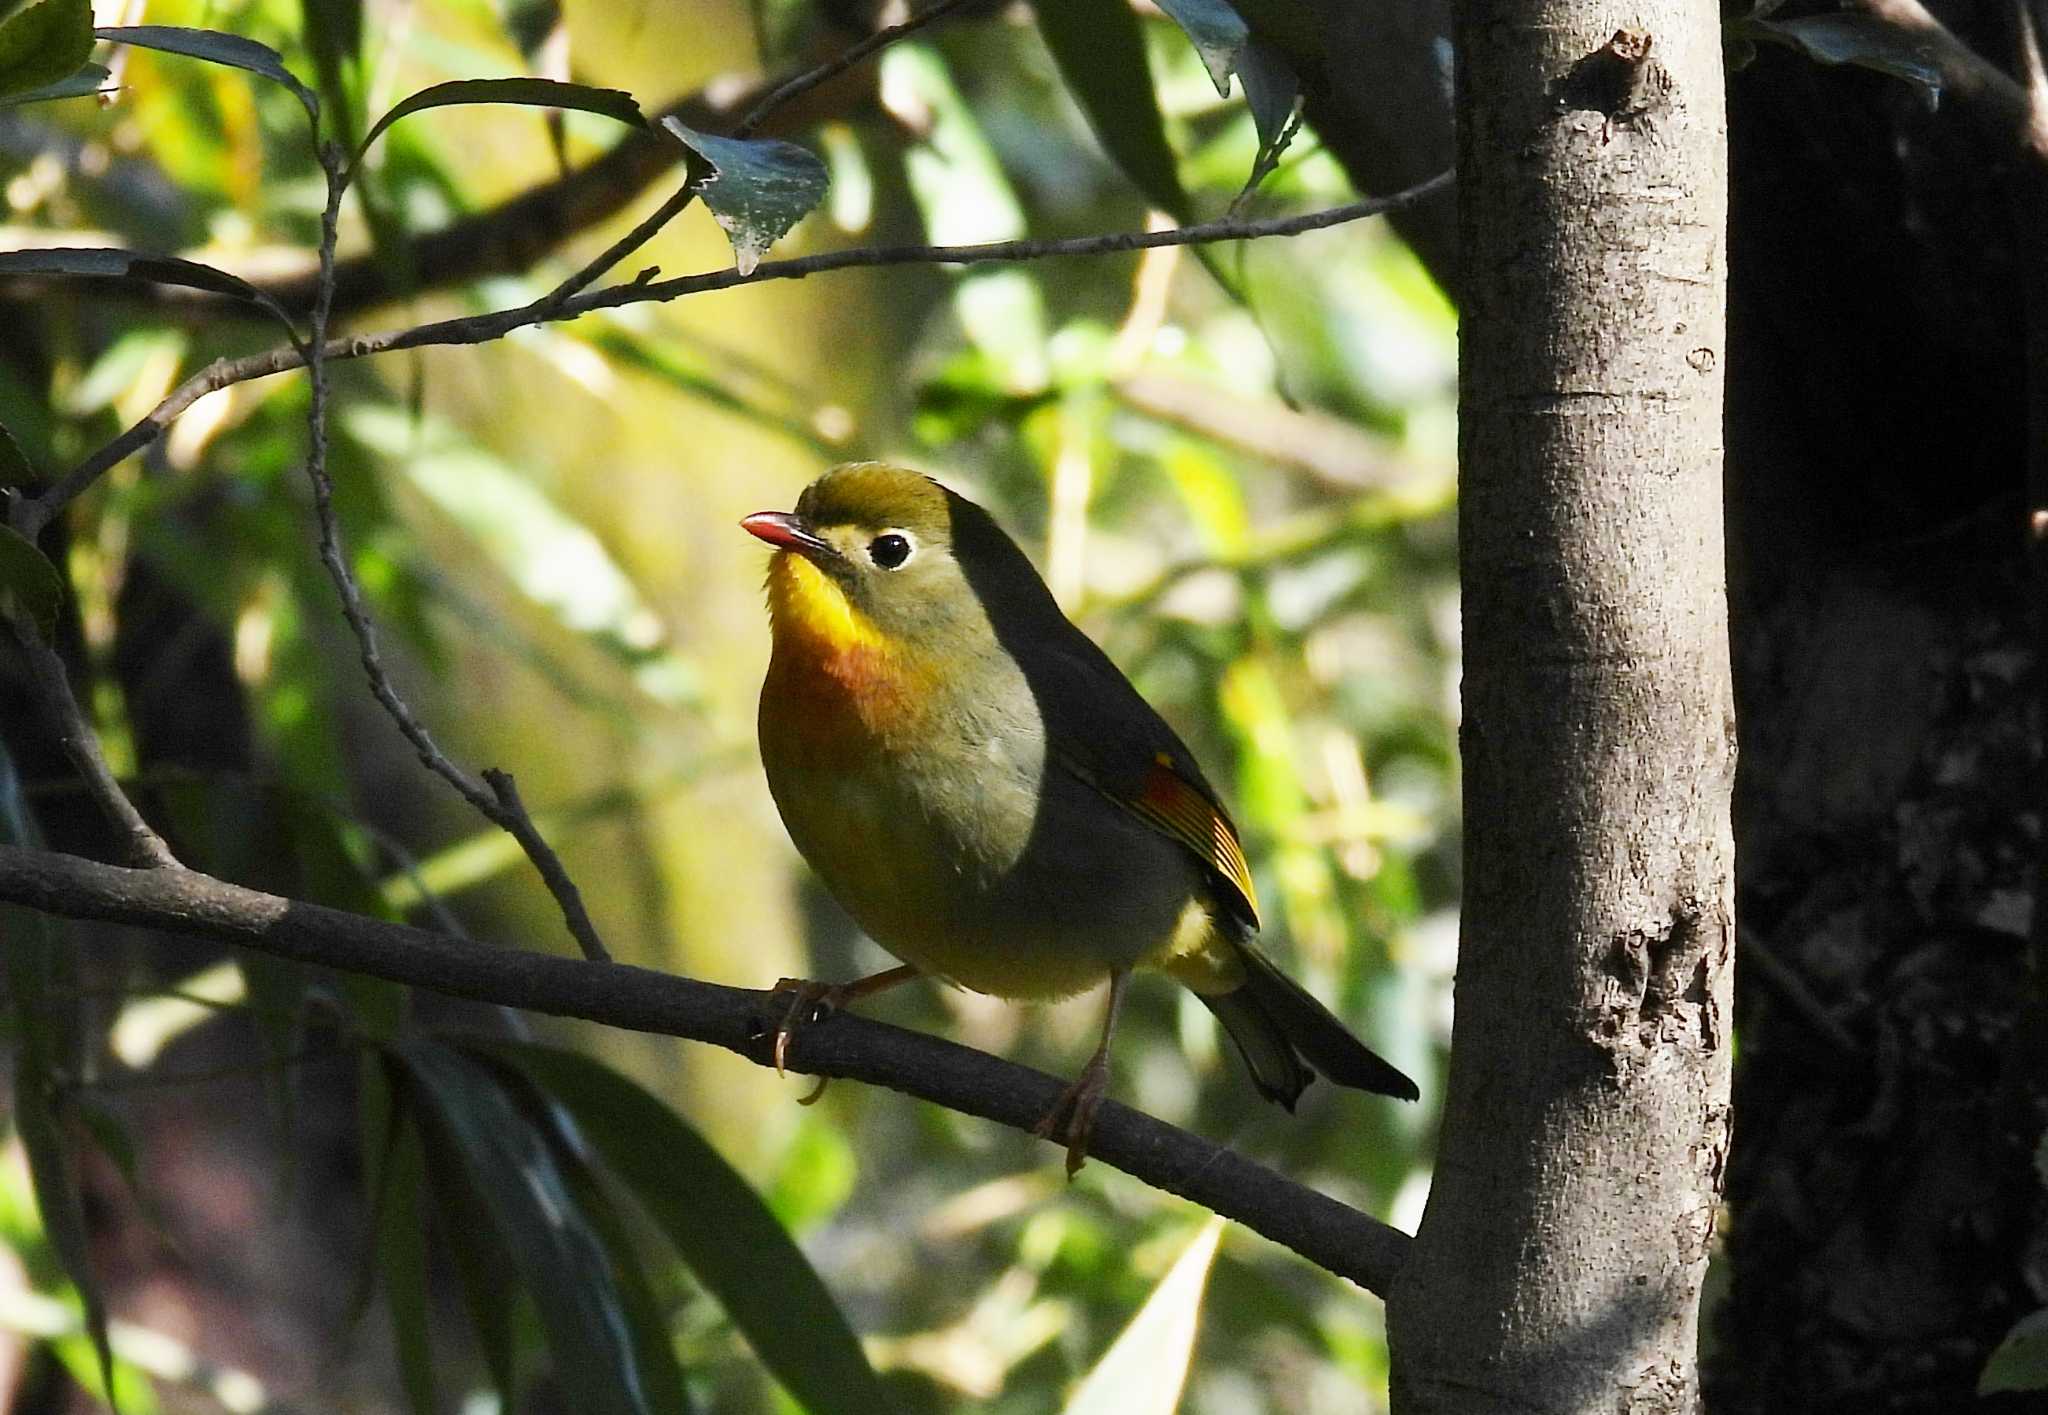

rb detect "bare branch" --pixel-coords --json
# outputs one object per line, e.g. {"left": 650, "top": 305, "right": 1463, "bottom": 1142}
{"left": 733, "top": 0, "right": 974, "bottom": 138}
{"left": 298, "top": 144, "right": 613, "bottom": 965}
{"left": 0, "top": 841, "right": 1414, "bottom": 1296}
{"left": 6, "top": 627, "right": 178, "bottom": 869}
{"left": 22, "top": 169, "right": 1454, "bottom": 534}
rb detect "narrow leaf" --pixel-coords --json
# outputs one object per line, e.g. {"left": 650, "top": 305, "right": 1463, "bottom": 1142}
{"left": 95, "top": 25, "right": 318, "bottom": 120}
{"left": 0, "top": 420, "right": 30, "bottom": 487}
{"left": 1982, "top": 1309, "right": 2048, "bottom": 1394}
{"left": 355, "top": 78, "right": 644, "bottom": 175}
{"left": 471, "top": 1041, "right": 893, "bottom": 1415}
{"left": 0, "top": 247, "right": 296, "bottom": 329}
{"left": 552, "top": 1139, "right": 696, "bottom": 1415}
{"left": 0, "top": 523, "right": 62, "bottom": 638}
{"left": 0, "top": 58, "right": 106, "bottom": 106}
{"left": 1238, "top": 38, "right": 1299, "bottom": 159}
{"left": 1062, "top": 1219, "right": 1225, "bottom": 1415}
{"left": 659, "top": 117, "right": 827, "bottom": 276}
{"left": 401, "top": 1044, "right": 650, "bottom": 1415}
{"left": 1153, "top": 0, "right": 1247, "bottom": 98}
{"left": 371, "top": 1110, "right": 437, "bottom": 1415}
{"left": 424, "top": 1145, "right": 523, "bottom": 1409}
{"left": 1034, "top": 0, "right": 1190, "bottom": 219}
{"left": 0, "top": 0, "right": 92, "bottom": 101}
{"left": 1744, "top": 14, "right": 1942, "bottom": 110}
{"left": 0, "top": 748, "right": 113, "bottom": 1408}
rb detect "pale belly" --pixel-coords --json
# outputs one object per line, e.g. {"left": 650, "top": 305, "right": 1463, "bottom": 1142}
{"left": 760, "top": 682, "right": 1207, "bottom": 999}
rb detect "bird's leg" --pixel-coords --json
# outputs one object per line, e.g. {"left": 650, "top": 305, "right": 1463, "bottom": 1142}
{"left": 1034, "top": 969, "right": 1132, "bottom": 1177}
{"left": 768, "top": 964, "right": 921, "bottom": 1075}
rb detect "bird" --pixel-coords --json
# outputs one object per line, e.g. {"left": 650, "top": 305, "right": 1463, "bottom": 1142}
{"left": 743, "top": 462, "right": 1417, "bottom": 1172}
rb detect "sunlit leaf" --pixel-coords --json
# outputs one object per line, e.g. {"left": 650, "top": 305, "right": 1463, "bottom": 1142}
{"left": 660, "top": 117, "right": 828, "bottom": 276}
{"left": 472, "top": 1040, "right": 894, "bottom": 1415}
{"left": 401, "top": 1044, "right": 651, "bottom": 1415}
{"left": 1744, "top": 14, "right": 1942, "bottom": 110}
{"left": 0, "top": 0, "right": 92, "bottom": 101}
{"left": 0, "top": 247, "right": 295, "bottom": 329}
{"left": 0, "top": 523, "right": 61, "bottom": 638}
{"left": 0, "top": 59, "right": 108, "bottom": 106}
{"left": 1062, "top": 1218, "right": 1225, "bottom": 1415}
{"left": 1034, "top": 0, "right": 1190, "bottom": 219}
{"left": 1154, "top": 0, "right": 1247, "bottom": 98}
{"left": 353, "top": 77, "right": 645, "bottom": 178}
{"left": 96, "top": 24, "right": 319, "bottom": 121}
{"left": 1983, "top": 1309, "right": 2048, "bottom": 1394}
{"left": 343, "top": 405, "right": 671, "bottom": 672}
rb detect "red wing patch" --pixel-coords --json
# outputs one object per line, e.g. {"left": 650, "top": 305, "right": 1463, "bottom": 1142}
{"left": 1130, "top": 754, "right": 1260, "bottom": 927}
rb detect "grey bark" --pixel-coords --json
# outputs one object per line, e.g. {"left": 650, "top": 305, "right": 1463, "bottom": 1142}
{"left": 1385, "top": 6, "right": 1734, "bottom": 1412}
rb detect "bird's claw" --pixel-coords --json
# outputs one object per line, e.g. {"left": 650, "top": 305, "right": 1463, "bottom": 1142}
{"left": 768, "top": 977, "right": 848, "bottom": 1077}
{"left": 1034, "top": 1057, "right": 1111, "bottom": 1178}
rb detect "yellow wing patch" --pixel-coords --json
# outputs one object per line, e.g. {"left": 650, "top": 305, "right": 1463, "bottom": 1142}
{"left": 1131, "top": 753, "right": 1260, "bottom": 926}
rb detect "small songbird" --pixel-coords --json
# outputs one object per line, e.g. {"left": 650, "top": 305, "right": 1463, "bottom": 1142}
{"left": 744, "top": 463, "right": 1416, "bottom": 1172}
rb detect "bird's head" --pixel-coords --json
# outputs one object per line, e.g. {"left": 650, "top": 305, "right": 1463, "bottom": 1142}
{"left": 742, "top": 462, "right": 1020, "bottom": 659}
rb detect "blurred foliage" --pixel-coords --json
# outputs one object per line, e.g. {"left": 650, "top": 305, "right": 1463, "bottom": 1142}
{"left": 0, "top": 0, "right": 1457, "bottom": 1411}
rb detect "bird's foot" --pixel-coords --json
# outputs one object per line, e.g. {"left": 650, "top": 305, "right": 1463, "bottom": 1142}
{"left": 767, "top": 977, "right": 860, "bottom": 1078}
{"left": 1033, "top": 1055, "right": 1112, "bottom": 1178}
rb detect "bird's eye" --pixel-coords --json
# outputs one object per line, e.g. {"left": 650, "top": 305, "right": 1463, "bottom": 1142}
{"left": 868, "top": 533, "right": 912, "bottom": 569}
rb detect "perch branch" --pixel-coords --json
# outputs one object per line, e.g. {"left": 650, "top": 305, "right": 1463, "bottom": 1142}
{"left": 0, "top": 842, "right": 1414, "bottom": 1296}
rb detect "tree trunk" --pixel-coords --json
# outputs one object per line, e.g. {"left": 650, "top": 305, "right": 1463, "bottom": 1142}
{"left": 1387, "top": 4, "right": 1733, "bottom": 1410}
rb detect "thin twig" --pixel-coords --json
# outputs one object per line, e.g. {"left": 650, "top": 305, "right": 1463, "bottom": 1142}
{"left": 533, "top": 0, "right": 972, "bottom": 319}
{"left": 1737, "top": 927, "right": 1862, "bottom": 1058}
{"left": 22, "top": 169, "right": 1454, "bottom": 536}
{"left": 7, "top": 624, "right": 178, "bottom": 869}
{"left": 298, "top": 144, "right": 611, "bottom": 963}
{"left": 0, "top": 842, "right": 1415, "bottom": 1296}
{"left": 733, "top": 0, "right": 974, "bottom": 138}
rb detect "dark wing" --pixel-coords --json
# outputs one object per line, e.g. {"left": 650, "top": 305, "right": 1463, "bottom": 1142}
{"left": 1034, "top": 639, "right": 1261, "bottom": 931}
{"left": 944, "top": 486, "right": 1260, "bottom": 929}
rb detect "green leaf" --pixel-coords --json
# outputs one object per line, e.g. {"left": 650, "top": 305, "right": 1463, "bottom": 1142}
{"left": 0, "top": 247, "right": 296, "bottom": 329}
{"left": 370, "top": 1108, "right": 437, "bottom": 1415}
{"left": 471, "top": 1040, "right": 893, "bottom": 1415}
{"left": 351, "top": 78, "right": 643, "bottom": 181}
{"left": 1238, "top": 38, "right": 1299, "bottom": 159}
{"left": 1153, "top": 0, "right": 1247, "bottom": 97}
{"left": 0, "top": 420, "right": 30, "bottom": 488}
{"left": 659, "top": 117, "right": 828, "bottom": 276}
{"left": 1062, "top": 1218, "right": 1225, "bottom": 1415}
{"left": 301, "top": 0, "right": 361, "bottom": 140}
{"left": 95, "top": 25, "right": 318, "bottom": 121}
{"left": 423, "top": 1140, "right": 524, "bottom": 1409}
{"left": 550, "top": 1136, "right": 696, "bottom": 1415}
{"left": 1983, "top": 1309, "right": 2048, "bottom": 1394}
{"left": 401, "top": 1044, "right": 651, "bottom": 1415}
{"left": 1743, "top": 14, "right": 1942, "bottom": 110}
{"left": 0, "top": 59, "right": 108, "bottom": 107}
{"left": 0, "top": 0, "right": 92, "bottom": 101}
{"left": 0, "top": 523, "right": 62, "bottom": 638}
{"left": 0, "top": 748, "right": 113, "bottom": 1409}
{"left": 1034, "top": 0, "right": 1190, "bottom": 219}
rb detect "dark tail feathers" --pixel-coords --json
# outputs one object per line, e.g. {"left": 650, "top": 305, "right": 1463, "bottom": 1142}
{"left": 1196, "top": 940, "right": 1419, "bottom": 1110}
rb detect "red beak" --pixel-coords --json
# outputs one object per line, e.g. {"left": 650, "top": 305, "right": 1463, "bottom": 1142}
{"left": 741, "top": 511, "right": 837, "bottom": 559}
